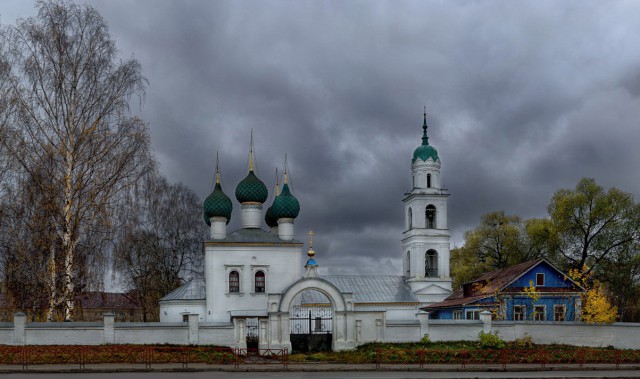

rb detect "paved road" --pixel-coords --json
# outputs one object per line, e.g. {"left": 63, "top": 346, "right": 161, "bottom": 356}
{"left": 2, "top": 371, "right": 640, "bottom": 379}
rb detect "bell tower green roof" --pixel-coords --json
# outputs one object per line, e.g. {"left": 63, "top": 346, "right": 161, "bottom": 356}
{"left": 412, "top": 110, "right": 439, "bottom": 163}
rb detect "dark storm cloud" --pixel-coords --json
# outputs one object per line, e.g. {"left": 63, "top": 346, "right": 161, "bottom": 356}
{"left": 4, "top": 0, "right": 640, "bottom": 275}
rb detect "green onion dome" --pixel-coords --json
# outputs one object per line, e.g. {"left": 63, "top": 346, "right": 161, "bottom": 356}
{"left": 265, "top": 202, "right": 278, "bottom": 227}
{"left": 412, "top": 111, "right": 439, "bottom": 163}
{"left": 235, "top": 171, "right": 268, "bottom": 204}
{"left": 203, "top": 182, "right": 233, "bottom": 225}
{"left": 271, "top": 183, "right": 300, "bottom": 219}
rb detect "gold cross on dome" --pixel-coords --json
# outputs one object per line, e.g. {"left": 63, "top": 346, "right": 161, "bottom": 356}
{"left": 307, "top": 230, "right": 315, "bottom": 248}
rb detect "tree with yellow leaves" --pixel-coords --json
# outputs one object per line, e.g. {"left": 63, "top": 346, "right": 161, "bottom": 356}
{"left": 568, "top": 268, "right": 617, "bottom": 323}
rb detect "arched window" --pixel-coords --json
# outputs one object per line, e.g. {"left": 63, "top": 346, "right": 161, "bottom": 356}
{"left": 408, "top": 208, "right": 413, "bottom": 230}
{"left": 425, "top": 205, "right": 436, "bottom": 229}
{"left": 405, "top": 251, "right": 411, "bottom": 277}
{"left": 427, "top": 173, "right": 431, "bottom": 188}
{"left": 425, "top": 250, "right": 438, "bottom": 277}
{"left": 255, "top": 271, "right": 265, "bottom": 293}
{"left": 229, "top": 271, "right": 240, "bottom": 293}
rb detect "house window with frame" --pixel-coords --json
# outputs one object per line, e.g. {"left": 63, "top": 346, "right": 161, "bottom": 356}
{"left": 229, "top": 270, "right": 240, "bottom": 293}
{"left": 554, "top": 304, "right": 566, "bottom": 321}
{"left": 255, "top": 271, "right": 265, "bottom": 293}
{"left": 425, "top": 205, "right": 436, "bottom": 229}
{"left": 453, "top": 310, "right": 463, "bottom": 320}
{"left": 514, "top": 305, "right": 526, "bottom": 321}
{"left": 425, "top": 250, "right": 438, "bottom": 277}
{"left": 533, "top": 305, "right": 545, "bottom": 321}
{"left": 536, "top": 273, "right": 545, "bottom": 286}
{"left": 465, "top": 310, "right": 480, "bottom": 320}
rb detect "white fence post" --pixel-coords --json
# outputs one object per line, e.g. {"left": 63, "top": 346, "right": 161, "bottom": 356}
{"left": 103, "top": 313, "right": 115, "bottom": 344}
{"left": 188, "top": 313, "right": 199, "bottom": 345}
{"left": 13, "top": 312, "right": 26, "bottom": 345}
{"left": 480, "top": 310, "right": 492, "bottom": 334}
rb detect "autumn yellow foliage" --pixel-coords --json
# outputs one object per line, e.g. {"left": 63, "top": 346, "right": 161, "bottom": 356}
{"left": 568, "top": 268, "right": 618, "bottom": 323}
{"left": 524, "top": 280, "right": 540, "bottom": 302}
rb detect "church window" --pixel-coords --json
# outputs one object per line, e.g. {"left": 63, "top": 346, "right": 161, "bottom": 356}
{"left": 229, "top": 271, "right": 240, "bottom": 293}
{"left": 425, "top": 250, "right": 438, "bottom": 277}
{"left": 408, "top": 208, "right": 412, "bottom": 229}
{"left": 255, "top": 271, "right": 265, "bottom": 293}
{"left": 427, "top": 173, "right": 431, "bottom": 188}
{"left": 425, "top": 205, "right": 436, "bottom": 228}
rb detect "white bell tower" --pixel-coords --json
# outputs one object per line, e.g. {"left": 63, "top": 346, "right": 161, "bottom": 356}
{"left": 402, "top": 110, "right": 452, "bottom": 305}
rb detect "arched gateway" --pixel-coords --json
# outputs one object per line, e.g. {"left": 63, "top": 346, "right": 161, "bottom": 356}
{"left": 264, "top": 262, "right": 355, "bottom": 352}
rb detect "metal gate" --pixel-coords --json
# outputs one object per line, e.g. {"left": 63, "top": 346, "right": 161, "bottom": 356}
{"left": 289, "top": 306, "right": 332, "bottom": 352}
{"left": 246, "top": 318, "right": 259, "bottom": 349}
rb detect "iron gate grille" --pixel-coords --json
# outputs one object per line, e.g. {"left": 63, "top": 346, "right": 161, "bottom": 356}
{"left": 289, "top": 306, "right": 332, "bottom": 353}
{"left": 290, "top": 306, "right": 332, "bottom": 334}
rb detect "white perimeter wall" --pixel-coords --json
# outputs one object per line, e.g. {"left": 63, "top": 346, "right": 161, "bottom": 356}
{"left": 2, "top": 314, "right": 640, "bottom": 350}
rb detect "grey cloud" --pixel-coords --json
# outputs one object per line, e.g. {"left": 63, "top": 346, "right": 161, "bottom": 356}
{"left": 4, "top": 0, "right": 640, "bottom": 275}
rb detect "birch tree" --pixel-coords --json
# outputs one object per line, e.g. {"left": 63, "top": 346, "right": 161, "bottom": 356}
{"left": 0, "top": 1, "right": 151, "bottom": 320}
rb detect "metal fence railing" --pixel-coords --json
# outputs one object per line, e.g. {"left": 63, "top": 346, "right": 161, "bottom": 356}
{"left": 0, "top": 345, "right": 288, "bottom": 370}
{"left": 374, "top": 348, "right": 640, "bottom": 369}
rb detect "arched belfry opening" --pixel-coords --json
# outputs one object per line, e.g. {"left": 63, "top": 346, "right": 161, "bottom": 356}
{"left": 425, "top": 250, "right": 438, "bottom": 278}
{"left": 289, "top": 289, "right": 334, "bottom": 353}
{"left": 425, "top": 205, "right": 436, "bottom": 229}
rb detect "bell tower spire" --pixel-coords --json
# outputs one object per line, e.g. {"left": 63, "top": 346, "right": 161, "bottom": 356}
{"left": 402, "top": 109, "right": 452, "bottom": 306}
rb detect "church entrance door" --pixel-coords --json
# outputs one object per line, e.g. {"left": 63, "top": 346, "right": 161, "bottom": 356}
{"left": 289, "top": 290, "right": 333, "bottom": 353}
{"left": 246, "top": 317, "right": 259, "bottom": 350}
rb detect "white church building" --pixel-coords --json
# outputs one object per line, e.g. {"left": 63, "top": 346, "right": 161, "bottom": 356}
{"left": 159, "top": 112, "right": 452, "bottom": 351}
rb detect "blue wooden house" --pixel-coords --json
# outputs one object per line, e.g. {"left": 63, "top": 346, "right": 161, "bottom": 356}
{"left": 424, "top": 259, "right": 584, "bottom": 321}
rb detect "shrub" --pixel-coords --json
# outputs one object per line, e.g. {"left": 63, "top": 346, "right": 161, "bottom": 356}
{"left": 478, "top": 330, "right": 505, "bottom": 349}
{"left": 512, "top": 333, "right": 534, "bottom": 348}
{"left": 420, "top": 334, "right": 430, "bottom": 344}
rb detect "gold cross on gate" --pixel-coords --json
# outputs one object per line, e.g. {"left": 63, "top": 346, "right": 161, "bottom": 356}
{"left": 307, "top": 230, "right": 315, "bottom": 248}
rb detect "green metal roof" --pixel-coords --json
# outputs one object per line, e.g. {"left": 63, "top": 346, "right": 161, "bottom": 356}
{"left": 271, "top": 183, "right": 300, "bottom": 219}
{"left": 412, "top": 143, "right": 439, "bottom": 163}
{"left": 412, "top": 112, "right": 439, "bottom": 163}
{"left": 203, "top": 183, "right": 233, "bottom": 225}
{"left": 235, "top": 171, "right": 268, "bottom": 204}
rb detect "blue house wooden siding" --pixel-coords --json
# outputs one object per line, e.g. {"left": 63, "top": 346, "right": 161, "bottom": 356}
{"left": 431, "top": 261, "right": 581, "bottom": 321}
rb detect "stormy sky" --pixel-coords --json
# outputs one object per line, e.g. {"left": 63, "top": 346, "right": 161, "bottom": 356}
{"left": 3, "top": 1, "right": 640, "bottom": 277}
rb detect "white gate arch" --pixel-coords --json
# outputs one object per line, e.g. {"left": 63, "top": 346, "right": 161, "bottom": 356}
{"left": 267, "top": 277, "right": 355, "bottom": 351}
{"left": 279, "top": 277, "right": 347, "bottom": 313}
